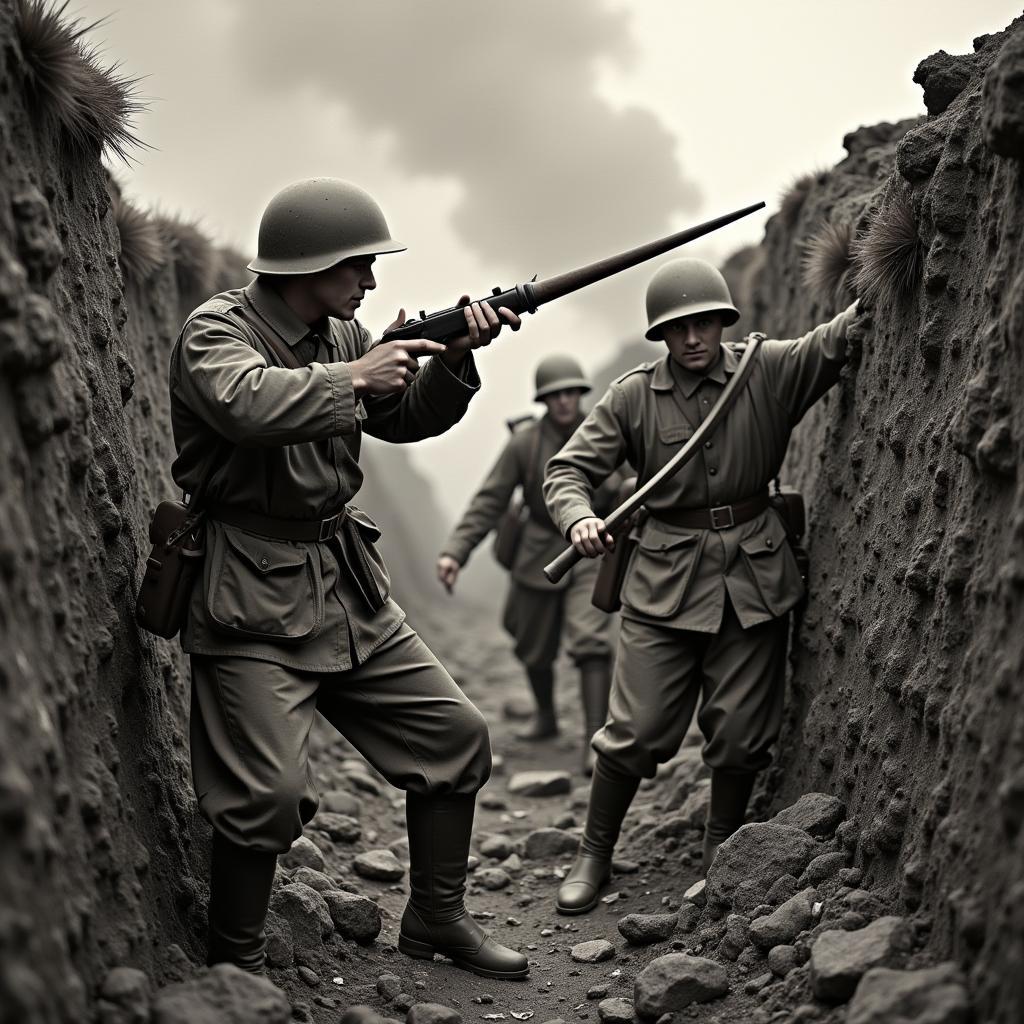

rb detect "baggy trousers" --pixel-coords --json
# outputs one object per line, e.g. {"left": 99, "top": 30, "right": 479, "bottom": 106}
{"left": 593, "top": 597, "right": 789, "bottom": 779}
{"left": 189, "top": 622, "right": 492, "bottom": 852}
{"left": 502, "top": 556, "right": 612, "bottom": 670}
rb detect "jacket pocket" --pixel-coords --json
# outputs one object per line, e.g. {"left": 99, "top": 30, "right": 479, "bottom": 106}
{"left": 622, "top": 523, "right": 702, "bottom": 618}
{"left": 205, "top": 522, "right": 324, "bottom": 643}
{"left": 345, "top": 506, "right": 391, "bottom": 609}
{"left": 739, "top": 511, "right": 804, "bottom": 616}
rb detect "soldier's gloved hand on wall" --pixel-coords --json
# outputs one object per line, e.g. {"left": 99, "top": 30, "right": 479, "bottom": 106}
{"left": 569, "top": 517, "right": 616, "bottom": 558}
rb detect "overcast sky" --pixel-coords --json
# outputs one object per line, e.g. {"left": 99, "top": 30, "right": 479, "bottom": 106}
{"left": 81, "top": 0, "right": 1021, "bottom": 520}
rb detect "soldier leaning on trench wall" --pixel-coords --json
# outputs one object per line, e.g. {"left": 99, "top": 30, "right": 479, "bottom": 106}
{"left": 436, "top": 354, "right": 623, "bottom": 775}
{"left": 167, "top": 177, "right": 531, "bottom": 981}
{"left": 543, "top": 256, "right": 860, "bottom": 916}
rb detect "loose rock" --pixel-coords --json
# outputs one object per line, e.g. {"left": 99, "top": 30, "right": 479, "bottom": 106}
{"left": 770, "top": 793, "right": 845, "bottom": 838}
{"left": 480, "top": 835, "right": 515, "bottom": 860}
{"left": 476, "top": 867, "right": 512, "bottom": 891}
{"left": 847, "top": 963, "right": 971, "bottom": 1024}
{"left": 98, "top": 967, "right": 150, "bottom": 1024}
{"left": 617, "top": 913, "right": 678, "bottom": 946}
{"left": 324, "top": 890, "right": 382, "bottom": 945}
{"left": 322, "top": 790, "right": 361, "bottom": 816}
{"left": 508, "top": 771, "right": 573, "bottom": 797}
{"left": 570, "top": 939, "right": 616, "bottom": 963}
{"left": 290, "top": 867, "right": 336, "bottom": 893}
{"left": 354, "top": 849, "right": 406, "bottom": 882}
{"left": 269, "top": 884, "right": 333, "bottom": 948}
{"left": 151, "top": 964, "right": 290, "bottom": 1023}
{"left": 264, "top": 910, "right": 294, "bottom": 968}
{"left": 810, "top": 916, "right": 912, "bottom": 1002}
{"left": 767, "top": 944, "right": 799, "bottom": 977}
{"left": 376, "top": 974, "right": 403, "bottom": 1000}
{"left": 524, "top": 827, "right": 579, "bottom": 860}
{"left": 406, "top": 1004, "right": 464, "bottom": 1024}
{"left": 749, "top": 887, "right": 816, "bottom": 949}
{"left": 281, "top": 836, "right": 326, "bottom": 872}
{"left": 597, "top": 997, "right": 635, "bottom": 1024}
{"left": 312, "top": 812, "right": 361, "bottom": 843}
{"left": 633, "top": 954, "right": 729, "bottom": 1018}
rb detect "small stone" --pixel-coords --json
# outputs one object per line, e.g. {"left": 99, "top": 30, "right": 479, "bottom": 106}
{"left": 270, "top": 883, "right": 333, "bottom": 948}
{"left": 801, "top": 852, "right": 846, "bottom": 886}
{"left": 480, "top": 835, "right": 516, "bottom": 860}
{"left": 587, "top": 986, "right": 609, "bottom": 999}
{"left": 744, "top": 972, "right": 772, "bottom": 995}
{"left": 810, "top": 916, "right": 913, "bottom": 1002}
{"left": 717, "top": 914, "right": 750, "bottom": 962}
{"left": 682, "top": 879, "right": 706, "bottom": 904}
{"left": 265, "top": 910, "right": 294, "bottom": 968}
{"left": 389, "top": 838, "right": 411, "bottom": 863}
{"left": 480, "top": 794, "right": 508, "bottom": 811}
{"left": 394, "top": 994, "right": 415, "bottom": 1013}
{"left": 298, "top": 966, "right": 320, "bottom": 986}
{"left": 633, "top": 954, "right": 729, "bottom": 1017}
{"left": 324, "top": 891, "right": 382, "bottom": 945}
{"left": 508, "top": 771, "right": 573, "bottom": 797}
{"left": 342, "top": 1007, "right": 384, "bottom": 1024}
{"left": 282, "top": 836, "right": 327, "bottom": 872}
{"left": 501, "top": 853, "right": 523, "bottom": 874}
{"left": 377, "top": 974, "right": 403, "bottom": 1000}
{"left": 570, "top": 939, "right": 616, "bottom": 963}
{"left": 312, "top": 812, "right": 361, "bottom": 843}
{"left": 767, "top": 945, "right": 798, "bottom": 978}
{"left": 749, "top": 888, "right": 816, "bottom": 949}
{"left": 476, "top": 867, "right": 512, "bottom": 890}
{"left": 524, "top": 828, "right": 579, "bottom": 860}
{"left": 846, "top": 963, "right": 970, "bottom": 1024}
{"left": 597, "top": 998, "right": 634, "bottom": 1024}
{"left": 322, "top": 790, "right": 361, "bottom": 816}
{"left": 612, "top": 860, "right": 640, "bottom": 874}
{"left": 353, "top": 850, "right": 406, "bottom": 882}
{"left": 406, "top": 1003, "right": 464, "bottom": 1024}
{"left": 617, "top": 913, "right": 678, "bottom": 946}
{"left": 770, "top": 794, "right": 845, "bottom": 838}
{"left": 676, "top": 903, "right": 700, "bottom": 932}
{"left": 98, "top": 967, "right": 150, "bottom": 1024}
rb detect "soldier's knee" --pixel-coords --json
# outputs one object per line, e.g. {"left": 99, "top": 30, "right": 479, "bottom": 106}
{"left": 432, "top": 702, "right": 491, "bottom": 794}
{"left": 247, "top": 774, "right": 318, "bottom": 851}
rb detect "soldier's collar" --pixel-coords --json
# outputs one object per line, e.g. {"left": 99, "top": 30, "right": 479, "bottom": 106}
{"left": 652, "top": 347, "right": 737, "bottom": 397}
{"left": 245, "top": 278, "right": 329, "bottom": 349}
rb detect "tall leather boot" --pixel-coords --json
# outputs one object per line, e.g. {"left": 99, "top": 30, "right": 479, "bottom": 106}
{"left": 515, "top": 666, "right": 559, "bottom": 740}
{"left": 556, "top": 758, "right": 640, "bottom": 915}
{"left": 206, "top": 831, "right": 278, "bottom": 973}
{"left": 702, "top": 770, "right": 757, "bottom": 875}
{"left": 400, "top": 793, "right": 529, "bottom": 980}
{"left": 578, "top": 658, "right": 611, "bottom": 776}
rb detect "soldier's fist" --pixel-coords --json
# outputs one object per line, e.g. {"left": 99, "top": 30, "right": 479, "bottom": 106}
{"left": 570, "top": 517, "right": 615, "bottom": 558}
{"left": 350, "top": 328, "right": 447, "bottom": 397}
{"left": 436, "top": 555, "right": 461, "bottom": 594}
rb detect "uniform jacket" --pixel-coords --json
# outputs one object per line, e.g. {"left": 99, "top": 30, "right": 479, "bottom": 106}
{"left": 169, "top": 277, "right": 480, "bottom": 671}
{"left": 442, "top": 414, "right": 621, "bottom": 591}
{"left": 543, "top": 306, "right": 857, "bottom": 632}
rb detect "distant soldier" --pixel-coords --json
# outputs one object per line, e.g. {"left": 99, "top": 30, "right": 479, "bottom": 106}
{"left": 437, "top": 356, "right": 618, "bottom": 774}
{"left": 544, "top": 257, "right": 858, "bottom": 913}
{"left": 170, "top": 178, "right": 528, "bottom": 978}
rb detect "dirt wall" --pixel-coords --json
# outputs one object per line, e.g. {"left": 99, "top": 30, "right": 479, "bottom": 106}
{"left": 734, "top": 19, "right": 1024, "bottom": 1023}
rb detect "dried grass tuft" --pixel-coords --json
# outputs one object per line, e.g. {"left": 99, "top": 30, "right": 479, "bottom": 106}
{"left": 801, "top": 220, "right": 854, "bottom": 307}
{"left": 17, "top": 0, "right": 145, "bottom": 162}
{"left": 156, "top": 215, "right": 217, "bottom": 300}
{"left": 110, "top": 189, "right": 164, "bottom": 285}
{"left": 852, "top": 190, "right": 924, "bottom": 309}
{"left": 778, "top": 169, "right": 829, "bottom": 229}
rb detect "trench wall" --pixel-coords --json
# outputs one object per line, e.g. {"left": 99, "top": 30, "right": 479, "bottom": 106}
{"left": 731, "top": 20, "right": 1024, "bottom": 1022}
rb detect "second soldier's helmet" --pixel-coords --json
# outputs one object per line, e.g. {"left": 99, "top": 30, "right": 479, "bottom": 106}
{"left": 533, "top": 354, "right": 591, "bottom": 402}
{"left": 247, "top": 178, "right": 406, "bottom": 275}
{"left": 644, "top": 257, "right": 740, "bottom": 340}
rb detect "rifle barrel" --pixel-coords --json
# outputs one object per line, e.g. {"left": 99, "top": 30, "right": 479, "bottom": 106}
{"left": 530, "top": 201, "right": 765, "bottom": 307}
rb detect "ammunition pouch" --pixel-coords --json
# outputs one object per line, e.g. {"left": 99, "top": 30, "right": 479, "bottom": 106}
{"left": 769, "top": 485, "right": 808, "bottom": 583}
{"left": 135, "top": 501, "right": 207, "bottom": 639}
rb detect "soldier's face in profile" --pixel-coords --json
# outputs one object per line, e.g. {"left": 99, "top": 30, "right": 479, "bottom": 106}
{"left": 310, "top": 256, "right": 377, "bottom": 319}
{"left": 661, "top": 312, "right": 723, "bottom": 374}
{"left": 542, "top": 389, "right": 583, "bottom": 427}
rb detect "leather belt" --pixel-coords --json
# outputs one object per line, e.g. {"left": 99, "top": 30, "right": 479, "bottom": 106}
{"left": 206, "top": 502, "right": 347, "bottom": 542}
{"left": 653, "top": 492, "right": 769, "bottom": 531}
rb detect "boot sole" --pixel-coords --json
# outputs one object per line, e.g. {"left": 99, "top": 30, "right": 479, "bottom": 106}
{"left": 398, "top": 934, "right": 529, "bottom": 981}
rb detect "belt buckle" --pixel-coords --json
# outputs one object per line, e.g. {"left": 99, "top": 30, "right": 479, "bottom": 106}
{"left": 318, "top": 512, "right": 341, "bottom": 541}
{"left": 709, "top": 504, "right": 734, "bottom": 530}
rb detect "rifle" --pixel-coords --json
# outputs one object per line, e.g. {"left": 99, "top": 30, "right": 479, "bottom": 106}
{"left": 381, "top": 202, "right": 765, "bottom": 344}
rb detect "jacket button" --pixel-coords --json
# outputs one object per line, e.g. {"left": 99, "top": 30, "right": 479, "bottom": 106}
{"left": 704, "top": 441, "right": 713, "bottom": 449}
{"left": 708, "top": 467, "right": 717, "bottom": 476}
{"left": 765, "top": 538, "right": 773, "bottom": 548}
{"left": 260, "top": 556, "right": 270, "bottom": 568}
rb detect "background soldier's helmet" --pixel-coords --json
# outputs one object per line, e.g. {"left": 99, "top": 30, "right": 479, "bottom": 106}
{"left": 644, "top": 257, "right": 740, "bottom": 340}
{"left": 533, "top": 354, "right": 592, "bottom": 402}
{"left": 247, "top": 178, "right": 406, "bottom": 275}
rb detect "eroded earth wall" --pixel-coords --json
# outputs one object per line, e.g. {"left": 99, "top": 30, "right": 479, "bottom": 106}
{"left": 732, "top": 20, "right": 1024, "bottom": 1022}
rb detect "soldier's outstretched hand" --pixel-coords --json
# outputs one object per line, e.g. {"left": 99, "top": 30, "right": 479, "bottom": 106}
{"left": 437, "top": 555, "right": 461, "bottom": 594}
{"left": 570, "top": 517, "right": 615, "bottom": 558}
{"left": 443, "top": 294, "right": 521, "bottom": 361}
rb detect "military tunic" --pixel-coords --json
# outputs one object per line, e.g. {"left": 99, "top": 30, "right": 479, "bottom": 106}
{"left": 170, "top": 278, "right": 491, "bottom": 851}
{"left": 543, "top": 306, "right": 856, "bottom": 777}
{"left": 442, "top": 415, "right": 617, "bottom": 670}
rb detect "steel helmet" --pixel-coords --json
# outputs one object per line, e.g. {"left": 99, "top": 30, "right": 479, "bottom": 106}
{"left": 247, "top": 178, "right": 406, "bottom": 275}
{"left": 644, "top": 257, "right": 740, "bottom": 340}
{"left": 533, "top": 354, "right": 591, "bottom": 402}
